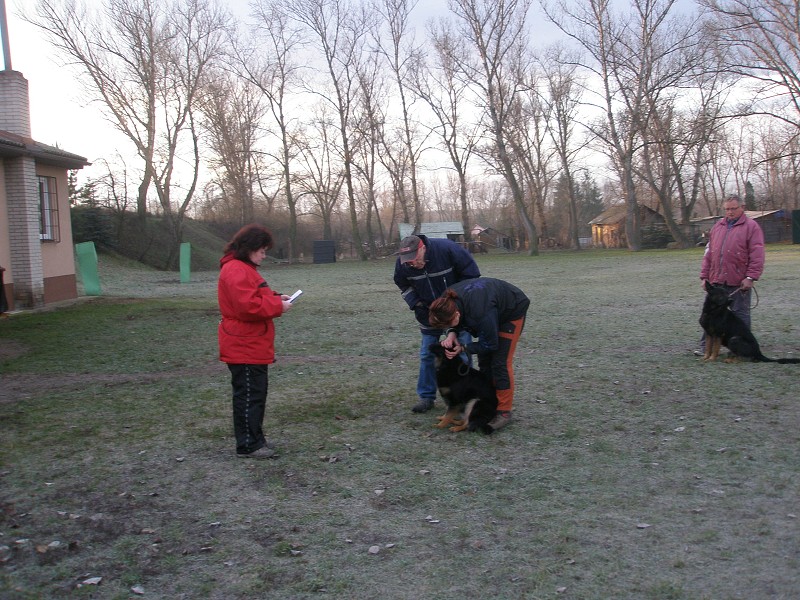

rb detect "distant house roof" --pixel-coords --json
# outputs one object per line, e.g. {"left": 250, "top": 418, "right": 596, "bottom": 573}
{"left": 690, "top": 215, "right": 720, "bottom": 224}
{"left": 691, "top": 211, "right": 783, "bottom": 225}
{"left": 398, "top": 222, "right": 464, "bottom": 239}
{"left": 588, "top": 204, "right": 661, "bottom": 225}
{"left": 0, "top": 130, "right": 89, "bottom": 169}
{"left": 745, "top": 210, "right": 782, "bottom": 219}
{"left": 472, "top": 224, "right": 511, "bottom": 238}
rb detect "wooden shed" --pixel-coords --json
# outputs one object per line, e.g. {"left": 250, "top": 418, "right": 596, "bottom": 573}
{"left": 693, "top": 211, "right": 792, "bottom": 245}
{"left": 746, "top": 210, "right": 792, "bottom": 243}
{"left": 471, "top": 225, "right": 514, "bottom": 251}
{"left": 589, "top": 204, "right": 665, "bottom": 249}
{"left": 689, "top": 215, "right": 720, "bottom": 246}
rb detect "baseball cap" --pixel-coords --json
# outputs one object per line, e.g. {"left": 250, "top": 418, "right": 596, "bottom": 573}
{"left": 398, "top": 235, "right": 423, "bottom": 263}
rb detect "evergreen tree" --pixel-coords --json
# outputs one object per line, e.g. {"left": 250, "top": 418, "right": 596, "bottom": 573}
{"left": 576, "top": 173, "right": 604, "bottom": 238}
{"left": 744, "top": 181, "right": 756, "bottom": 210}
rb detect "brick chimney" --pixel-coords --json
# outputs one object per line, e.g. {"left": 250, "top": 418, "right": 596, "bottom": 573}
{"left": 0, "top": 69, "right": 32, "bottom": 137}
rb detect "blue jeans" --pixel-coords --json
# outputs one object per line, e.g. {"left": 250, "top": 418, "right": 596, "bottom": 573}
{"left": 417, "top": 330, "right": 473, "bottom": 400}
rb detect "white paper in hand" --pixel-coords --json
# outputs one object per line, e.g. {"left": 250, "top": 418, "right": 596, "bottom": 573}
{"left": 289, "top": 290, "right": 303, "bottom": 303}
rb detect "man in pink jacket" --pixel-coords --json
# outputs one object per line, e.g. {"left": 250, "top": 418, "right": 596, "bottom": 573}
{"left": 697, "top": 195, "right": 765, "bottom": 353}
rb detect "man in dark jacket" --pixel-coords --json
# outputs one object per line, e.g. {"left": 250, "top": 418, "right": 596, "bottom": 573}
{"left": 394, "top": 234, "right": 480, "bottom": 413}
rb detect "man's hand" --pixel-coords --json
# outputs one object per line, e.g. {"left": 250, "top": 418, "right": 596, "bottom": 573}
{"left": 441, "top": 332, "right": 458, "bottom": 349}
{"left": 444, "top": 344, "right": 462, "bottom": 359}
{"left": 740, "top": 277, "right": 754, "bottom": 291}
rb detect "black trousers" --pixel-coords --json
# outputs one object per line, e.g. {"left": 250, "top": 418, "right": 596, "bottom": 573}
{"left": 228, "top": 364, "right": 269, "bottom": 454}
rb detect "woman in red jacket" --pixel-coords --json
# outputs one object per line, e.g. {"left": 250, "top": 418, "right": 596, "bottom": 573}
{"left": 218, "top": 224, "right": 292, "bottom": 459}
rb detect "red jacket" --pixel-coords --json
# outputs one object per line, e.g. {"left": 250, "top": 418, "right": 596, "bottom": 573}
{"left": 700, "top": 214, "right": 765, "bottom": 286}
{"left": 218, "top": 253, "right": 284, "bottom": 364}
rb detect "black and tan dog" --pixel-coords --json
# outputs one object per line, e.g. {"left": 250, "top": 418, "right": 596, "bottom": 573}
{"left": 429, "top": 344, "right": 498, "bottom": 433}
{"left": 699, "top": 282, "right": 800, "bottom": 363}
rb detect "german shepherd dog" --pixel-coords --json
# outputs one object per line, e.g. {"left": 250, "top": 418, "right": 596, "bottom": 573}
{"left": 429, "top": 344, "right": 498, "bottom": 433}
{"left": 699, "top": 282, "right": 800, "bottom": 363}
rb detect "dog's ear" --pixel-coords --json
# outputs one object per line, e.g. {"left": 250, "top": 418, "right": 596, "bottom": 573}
{"left": 704, "top": 280, "right": 711, "bottom": 293}
{"left": 429, "top": 343, "right": 442, "bottom": 353}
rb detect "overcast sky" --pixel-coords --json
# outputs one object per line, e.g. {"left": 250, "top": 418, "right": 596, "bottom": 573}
{"left": 4, "top": 0, "right": 575, "bottom": 182}
{"left": 4, "top": 0, "right": 468, "bottom": 178}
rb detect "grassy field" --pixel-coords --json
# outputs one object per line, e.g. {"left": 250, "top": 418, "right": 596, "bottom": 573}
{"left": 1, "top": 246, "right": 799, "bottom": 599}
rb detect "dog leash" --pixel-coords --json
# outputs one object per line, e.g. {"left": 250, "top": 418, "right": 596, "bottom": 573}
{"left": 729, "top": 286, "right": 759, "bottom": 309}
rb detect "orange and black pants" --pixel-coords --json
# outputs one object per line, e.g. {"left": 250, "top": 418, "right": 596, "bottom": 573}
{"left": 476, "top": 316, "right": 526, "bottom": 412}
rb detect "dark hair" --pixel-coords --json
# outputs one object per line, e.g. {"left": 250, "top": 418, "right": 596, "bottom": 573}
{"left": 429, "top": 289, "right": 459, "bottom": 328}
{"left": 224, "top": 224, "right": 274, "bottom": 261}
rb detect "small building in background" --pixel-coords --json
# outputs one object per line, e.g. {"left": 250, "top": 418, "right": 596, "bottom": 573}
{"left": 398, "top": 221, "right": 465, "bottom": 241}
{"left": 589, "top": 204, "right": 666, "bottom": 249}
{"left": 745, "top": 210, "right": 792, "bottom": 244}
{"left": 471, "top": 225, "right": 514, "bottom": 252}
{"left": 691, "top": 211, "right": 792, "bottom": 246}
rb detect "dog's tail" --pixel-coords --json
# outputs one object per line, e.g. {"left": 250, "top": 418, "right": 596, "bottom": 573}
{"left": 753, "top": 353, "right": 800, "bottom": 364}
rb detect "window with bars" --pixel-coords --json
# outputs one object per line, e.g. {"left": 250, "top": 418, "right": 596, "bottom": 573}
{"left": 39, "top": 176, "right": 60, "bottom": 242}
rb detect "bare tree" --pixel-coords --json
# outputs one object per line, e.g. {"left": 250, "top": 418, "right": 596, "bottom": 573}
{"left": 413, "top": 22, "right": 480, "bottom": 240}
{"left": 352, "top": 45, "right": 389, "bottom": 254}
{"left": 200, "top": 71, "right": 266, "bottom": 224}
{"left": 544, "top": 0, "right": 695, "bottom": 251}
{"left": 294, "top": 105, "right": 345, "bottom": 240}
{"left": 635, "top": 45, "right": 733, "bottom": 246}
{"left": 539, "top": 45, "right": 587, "bottom": 249}
{"left": 29, "top": 0, "right": 230, "bottom": 267}
{"left": 700, "top": 0, "right": 800, "bottom": 133}
{"left": 374, "top": 0, "right": 425, "bottom": 231}
{"left": 28, "top": 0, "right": 163, "bottom": 219}
{"left": 236, "top": 0, "right": 305, "bottom": 261}
{"left": 379, "top": 131, "right": 413, "bottom": 226}
{"left": 448, "top": 0, "right": 539, "bottom": 255}
{"left": 504, "top": 68, "right": 559, "bottom": 247}
{"left": 287, "top": 0, "right": 373, "bottom": 260}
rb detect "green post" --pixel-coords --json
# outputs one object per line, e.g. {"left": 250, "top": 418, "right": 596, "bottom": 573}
{"left": 75, "top": 241, "right": 101, "bottom": 296}
{"left": 180, "top": 242, "right": 191, "bottom": 283}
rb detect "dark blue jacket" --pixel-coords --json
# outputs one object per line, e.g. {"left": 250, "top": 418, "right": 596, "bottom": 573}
{"left": 448, "top": 278, "right": 530, "bottom": 355}
{"left": 394, "top": 235, "right": 480, "bottom": 334}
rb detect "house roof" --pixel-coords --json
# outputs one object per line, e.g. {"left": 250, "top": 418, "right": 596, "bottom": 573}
{"left": 744, "top": 210, "right": 782, "bottom": 220}
{"left": 472, "top": 224, "right": 511, "bottom": 238}
{"left": 588, "top": 204, "right": 661, "bottom": 225}
{"left": 691, "top": 211, "right": 783, "bottom": 225}
{"left": 690, "top": 215, "right": 720, "bottom": 223}
{"left": 0, "top": 129, "right": 90, "bottom": 169}
{"left": 398, "top": 221, "right": 464, "bottom": 239}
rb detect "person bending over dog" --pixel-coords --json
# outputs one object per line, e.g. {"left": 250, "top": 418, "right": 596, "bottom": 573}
{"left": 697, "top": 195, "right": 764, "bottom": 356}
{"left": 428, "top": 278, "right": 530, "bottom": 432}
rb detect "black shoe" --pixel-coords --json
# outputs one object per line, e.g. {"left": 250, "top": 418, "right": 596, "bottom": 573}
{"left": 237, "top": 446, "right": 276, "bottom": 459}
{"left": 411, "top": 398, "right": 434, "bottom": 413}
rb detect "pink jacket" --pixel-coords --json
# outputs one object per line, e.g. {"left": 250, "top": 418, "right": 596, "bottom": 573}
{"left": 700, "top": 214, "right": 765, "bottom": 286}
